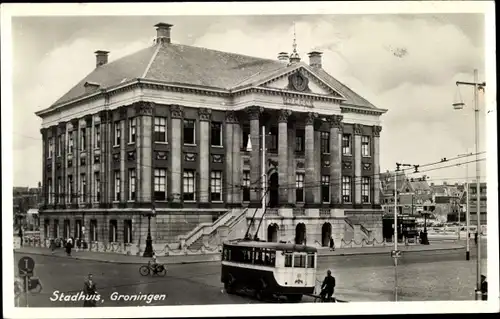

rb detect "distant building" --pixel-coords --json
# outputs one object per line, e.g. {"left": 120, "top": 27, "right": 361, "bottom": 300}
{"left": 465, "top": 182, "right": 487, "bottom": 226}
{"left": 429, "top": 182, "right": 465, "bottom": 223}
{"left": 13, "top": 184, "right": 42, "bottom": 228}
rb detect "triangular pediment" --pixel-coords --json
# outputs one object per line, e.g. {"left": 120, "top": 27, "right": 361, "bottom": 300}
{"left": 257, "top": 66, "right": 345, "bottom": 99}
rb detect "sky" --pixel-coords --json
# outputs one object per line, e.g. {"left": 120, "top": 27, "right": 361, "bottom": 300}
{"left": 10, "top": 13, "right": 489, "bottom": 187}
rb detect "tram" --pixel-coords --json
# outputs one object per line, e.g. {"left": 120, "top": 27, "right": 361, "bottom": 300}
{"left": 221, "top": 239, "right": 317, "bottom": 302}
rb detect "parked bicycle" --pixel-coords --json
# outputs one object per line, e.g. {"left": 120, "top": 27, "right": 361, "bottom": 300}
{"left": 139, "top": 262, "right": 167, "bottom": 277}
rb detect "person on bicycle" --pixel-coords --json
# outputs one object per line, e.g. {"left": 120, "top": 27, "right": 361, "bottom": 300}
{"left": 150, "top": 252, "right": 159, "bottom": 273}
{"left": 320, "top": 270, "right": 336, "bottom": 302}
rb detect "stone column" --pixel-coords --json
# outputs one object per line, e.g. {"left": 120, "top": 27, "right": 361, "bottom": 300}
{"left": 136, "top": 102, "right": 153, "bottom": 203}
{"left": 247, "top": 106, "right": 262, "bottom": 204}
{"left": 287, "top": 125, "right": 295, "bottom": 205}
{"left": 354, "top": 124, "right": 362, "bottom": 205}
{"left": 64, "top": 123, "right": 71, "bottom": 204}
{"left": 278, "top": 110, "right": 290, "bottom": 205}
{"left": 86, "top": 117, "right": 93, "bottom": 203}
{"left": 224, "top": 113, "right": 234, "bottom": 204}
{"left": 231, "top": 113, "right": 242, "bottom": 204}
{"left": 372, "top": 126, "right": 382, "bottom": 206}
{"left": 50, "top": 127, "right": 57, "bottom": 205}
{"left": 99, "top": 110, "right": 111, "bottom": 205}
{"left": 40, "top": 128, "right": 48, "bottom": 206}
{"left": 304, "top": 112, "right": 317, "bottom": 205}
{"left": 119, "top": 110, "right": 126, "bottom": 202}
{"left": 328, "top": 115, "right": 343, "bottom": 205}
{"left": 199, "top": 108, "right": 211, "bottom": 204}
{"left": 74, "top": 120, "right": 80, "bottom": 204}
{"left": 58, "top": 122, "right": 67, "bottom": 205}
{"left": 170, "top": 105, "right": 183, "bottom": 203}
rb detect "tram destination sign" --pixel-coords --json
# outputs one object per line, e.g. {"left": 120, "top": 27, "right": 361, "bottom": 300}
{"left": 282, "top": 96, "right": 314, "bottom": 108}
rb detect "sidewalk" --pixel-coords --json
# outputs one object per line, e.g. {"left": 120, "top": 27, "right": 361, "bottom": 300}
{"left": 14, "top": 240, "right": 464, "bottom": 265}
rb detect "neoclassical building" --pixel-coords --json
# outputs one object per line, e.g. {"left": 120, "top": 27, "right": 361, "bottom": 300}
{"left": 36, "top": 23, "right": 387, "bottom": 254}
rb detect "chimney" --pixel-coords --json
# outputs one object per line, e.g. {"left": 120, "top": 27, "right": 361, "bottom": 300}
{"left": 308, "top": 51, "right": 323, "bottom": 68}
{"left": 443, "top": 181, "right": 447, "bottom": 185}
{"left": 94, "top": 50, "right": 109, "bottom": 67}
{"left": 431, "top": 182, "right": 435, "bottom": 186}
{"left": 277, "top": 52, "right": 289, "bottom": 61}
{"left": 155, "top": 23, "right": 173, "bottom": 44}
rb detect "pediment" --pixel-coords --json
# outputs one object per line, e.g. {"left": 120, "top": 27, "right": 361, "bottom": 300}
{"left": 259, "top": 67, "right": 344, "bottom": 98}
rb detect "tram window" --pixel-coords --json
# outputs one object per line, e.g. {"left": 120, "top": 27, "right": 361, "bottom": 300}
{"left": 307, "top": 253, "right": 315, "bottom": 268}
{"left": 255, "top": 250, "right": 264, "bottom": 265}
{"left": 269, "top": 251, "right": 276, "bottom": 266}
{"left": 285, "top": 253, "right": 293, "bottom": 267}
{"left": 294, "top": 254, "right": 306, "bottom": 268}
{"left": 223, "top": 248, "right": 228, "bottom": 261}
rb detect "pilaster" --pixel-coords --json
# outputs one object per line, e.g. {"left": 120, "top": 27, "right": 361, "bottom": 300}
{"left": 247, "top": 106, "right": 262, "bottom": 204}
{"left": 314, "top": 127, "right": 321, "bottom": 203}
{"left": 99, "top": 110, "right": 112, "bottom": 206}
{"left": 287, "top": 125, "right": 295, "bottom": 205}
{"left": 354, "top": 124, "right": 362, "bottom": 205}
{"left": 199, "top": 108, "right": 211, "bottom": 203}
{"left": 51, "top": 126, "right": 57, "bottom": 205}
{"left": 136, "top": 102, "right": 154, "bottom": 203}
{"left": 304, "top": 112, "right": 317, "bottom": 205}
{"left": 86, "top": 116, "right": 92, "bottom": 204}
{"left": 73, "top": 119, "right": 80, "bottom": 204}
{"left": 119, "top": 109, "right": 126, "bottom": 201}
{"left": 328, "top": 115, "right": 343, "bottom": 206}
{"left": 229, "top": 112, "right": 242, "bottom": 204}
{"left": 225, "top": 112, "right": 234, "bottom": 204}
{"left": 278, "top": 109, "right": 290, "bottom": 205}
{"left": 40, "top": 128, "right": 48, "bottom": 206}
{"left": 170, "top": 105, "right": 183, "bottom": 203}
{"left": 373, "top": 125, "right": 382, "bottom": 206}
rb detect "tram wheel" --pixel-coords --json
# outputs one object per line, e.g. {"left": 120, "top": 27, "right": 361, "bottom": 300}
{"left": 224, "top": 275, "right": 236, "bottom": 294}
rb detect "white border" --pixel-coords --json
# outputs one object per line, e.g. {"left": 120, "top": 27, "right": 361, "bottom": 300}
{"left": 2, "top": 1, "right": 498, "bottom": 318}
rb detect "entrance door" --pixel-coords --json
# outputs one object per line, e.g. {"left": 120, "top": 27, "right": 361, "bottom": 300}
{"left": 268, "top": 172, "right": 279, "bottom": 208}
{"left": 267, "top": 223, "right": 279, "bottom": 242}
{"left": 322, "top": 223, "right": 332, "bottom": 247}
{"left": 295, "top": 223, "right": 306, "bottom": 245}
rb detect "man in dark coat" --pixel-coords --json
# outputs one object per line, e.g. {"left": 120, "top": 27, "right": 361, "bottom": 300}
{"left": 18, "top": 228, "right": 23, "bottom": 247}
{"left": 480, "top": 275, "right": 488, "bottom": 301}
{"left": 320, "top": 270, "right": 336, "bottom": 302}
{"left": 83, "top": 273, "right": 97, "bottom": 307}
{"left": 329, "top": 237, "right": 335, "bottom": 251}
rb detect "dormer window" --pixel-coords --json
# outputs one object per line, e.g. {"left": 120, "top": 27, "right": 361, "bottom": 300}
{"left": 84, "top": 82, "right": 100, "bottom": 94}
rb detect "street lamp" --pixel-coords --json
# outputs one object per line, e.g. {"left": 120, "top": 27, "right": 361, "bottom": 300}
{"left": 143, "top": 204, "right": 155, "bottom": 258}
{"left": 458, "top": 150, "right": 473, "bottom": 260}
{"left": 453, "top": 69, "right": 486, "bottom": 300}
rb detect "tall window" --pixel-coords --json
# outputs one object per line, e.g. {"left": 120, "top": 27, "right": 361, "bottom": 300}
{"left": 57, "top": 135, "right": 63, "bottom": 157}
{"left": 53, "top": 219, "right": 59, "bottom": 238}
{"left": 68, "top": 131, "right": 74, "bottom": 154}
{"left": 114, "top": 121, "right": 121, "bottom": 146}
{"left": 68, "top": 175, "right": 74, "bottom": 203}
{"left": 362, "top": 177, "right": 371, "bottom": 203}
{"left": 268, "top": 127, "right": 278, "bottom": 152}
{"left": 114, "top": 171, "right": 121, "bottom": 201}
{"left": 64, "top": 219, "right": 70, "bottom": 238}
{"left": 44, "top": 219, "right": 49, "bottom": 238}
{"left": 128, "top": 118, "right": 136, "bottom": 143}
{"left": 242, "top": 127, "right": 250, "bottom": 150}
{"left": 154, "top": 168, "right": 166, "bottom": 201}
{"left": 94, "top": 172, "right": 100, "bottom": 202}
{"left": 75, "top": 220, "right": 82, "bottom": 239}
{"left": 48, "top": 178, "right": 53, "bottom": 204}
{"left": 296, "top": 173, "right": 305, "bottom": 202}
{"left": 361, "top": 136, "right": 370, "bottom": 157}
{"left": 80, "top": 128, "right": 87, "bottom": 151}
{"left": 128, "top": 168, "right": 136, "bottom": 200}
{"left": 183, "top": 119, "right": 196, "bottom": 145}
{"left": 48, "top": 137, "right": 54, "bottom": 158}
{"left": 342, "top": 176, "right": 352, "bottom": 203}
{"left": 183, "top": 170, "right": 196, "bottom": 201}
{"left": 211, "top": 122, "right": 223, "bottom": 147}
{"left": 124, "top": 220, "right": 132, "bottom": 244}
{"left": 154, "top": 117, "right": 167, "bottom": 142}
{"left": 320, "top": 132, "right": 330, "bottom": 154}
{"left": 295, "top": 129, "right": 305, "bottom": 152}
{"left": 109, "top": 220, "right": 117, "bottom": 242}
{"left": 342, "top": 134, "right": 351, "bottom": 155}
{"left": 321, "top": 175, "right": 330, "bottom": 203}
{"left": 94, "top": 124, "right": 101, "bottom": 149}
{"left": 242, "top": 171, "right": 251, "bottom": 201}
{"left": 210, "top": 171, "right": 222, "bottom": 201}
{"left": 80, "top": 173, "right": 86, "bottom": 202}
{"left": 90, "top": 219, "right": 98, "bottom": 242}
{"left": 57, "top": 177, "right": 62, "bottom": 203}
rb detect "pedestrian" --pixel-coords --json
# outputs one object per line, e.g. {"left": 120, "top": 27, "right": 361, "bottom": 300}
{"left": 18, "top": 228, "right": 23, "bottom": 247}
{"left": 329, "top": 236, "right": 335, "bottom": 251}
{"left": 66, "top": 237, "right": 73, "bottom": 256}
{"left": 480, "top": 275, "right": 488, "bottom": 301}
{"left": 474, "top": 231, "right": 478, "bottom": 246}
{"left": 76, "top": 238, "right": 81, "bottom": 252}
{"left": 320, "top": 270, "right": 336, "bottom": 302}
{"left": 83, "top": 273, "right": 98, "bottom": 307}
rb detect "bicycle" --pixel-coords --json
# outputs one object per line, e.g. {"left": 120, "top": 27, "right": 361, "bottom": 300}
{"left": 139, "top": 262, "right": 167, "bottom": 277}
{"left": 313, "top": 286, "right": 336, "bottom": 303}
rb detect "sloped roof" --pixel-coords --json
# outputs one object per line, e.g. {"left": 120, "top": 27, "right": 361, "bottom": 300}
{"left": 380, "top": 171, "right": 407, "bottom": 193}
{"left": 50, "top": 42, "right": 380, "bottom": 109}
{"left": 408, "top": 180, "right": 431, "bottom": 192}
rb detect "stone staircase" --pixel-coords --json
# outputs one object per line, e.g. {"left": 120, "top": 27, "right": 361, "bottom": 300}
{"left": 344, "top": 217, "right": 373, "bottom": 242}
{"left": 188, "top": 215, "right": 237, "bottom": 250}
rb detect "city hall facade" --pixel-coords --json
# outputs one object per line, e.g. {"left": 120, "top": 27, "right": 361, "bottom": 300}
{"left": 36, "top": 23, "right": 387, "bottom": 254}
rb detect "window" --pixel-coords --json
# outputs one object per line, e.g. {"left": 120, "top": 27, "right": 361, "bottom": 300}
{"left": 68, "top": 131, "right": 74, "bottom": 154}
{"left": 361, "top": 136, "right": 370, "bottom": 157}
{"left": 242, "top": 171, "right": 251, "bottom": 201}
{"left": 268, "top": 127, "right": 278, "bottom": 152}
{"left": 109, "top": 220, "right": 117, "bottom": 242}
{"left": 95, "top": 172, "right": 100, "bottom": 202}
{"left": 48, "top": 137, "right": 54, "bottom": 158}
{"left": 362, "top": 177, "right": 371, "bottom": 203}
{"left": 342, "top": 176, "right": 352, "bottom": 203}
{"left": 124, "top": 220, "right": 132, "bottom": 244}
{"left": 183, "top": 119, "right": 196, "bottom": 145}
{"left": 183, "top": 170, "right": 196, "bottom": 201}
{"left": 90, "top": 219, "right": 98, "bottom": 242}
{"left": 211, "top": 122, "right": 222, "bottom": 147}
{"left": 242, "top": 127, "right": 250, "bottom": 150}
{"left": 296, "top": 173, "right": 305, "bottom": 202}
{"left": 57, "top": 135, "right": 63, "bottom": 157}
{"left": 342, "top": 134, "right": 351, "bottom": 155}
{"left": 295, "top": 129, "right": 305, "bottom": 152}
{"left": 80, "top": 173, "right": 86, "bottom": 202}
{"left": 114, "top": 121, "right": 121, "bottom": 146}
{"left": 128, "top": 169, "right": 136, "bottom": 201}
{"left": 284, "top": 253, "right": 293, "bottom": 267}
{"left": 74, "top": 220, "right": 82, "bottom": 239}
{"left": 48, "top": 178, "right": 53, "bottom": 204}
{"left": 210, "top": 171, "right": 222, "bottom": 201}
{"left": 320, "top": 131, "right": 330, "bottom": 154}
{"left": 68, "top": 175, "right": 74, "bottom": 203}
{"left": 114, "top": 171, "right": 121, "bottom": 201}
{"left": 80, "top": 128, "right": 86, "bottom": 151}
{"left": 128, "top": 118, "right": 136, "bottom": 143}
{"left": 95, "top": 124, "right": 101, "bottom": 149}
{"left": 307, "top": 253, "right": 315, "bottom": 268}
{"left": 154, "top": 169, "right": 166, "bottom": 201}
{"left": 154, "top": 117, "right": 167, "bottom": 142}
{"left": 294, "top": 254, "right": 306, "bottom": 268}
{"left": 321, "top": 175, "right": 330, "bottom": 203}
{"left": 57, "top": 177, "right": 62, "bottom": 203}
{"left": 53, "top": 219, "right": 59, "bottom": 238}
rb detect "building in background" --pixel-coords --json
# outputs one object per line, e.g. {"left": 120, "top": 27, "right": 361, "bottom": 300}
{"left": 466, "top": 182, "right": 487, "bottom": 226}
{"left": 35, "top": 23, "right": 387, "bottom": 254}
{"left": 13, "top": 184, "right": 42, "bottom": 230}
